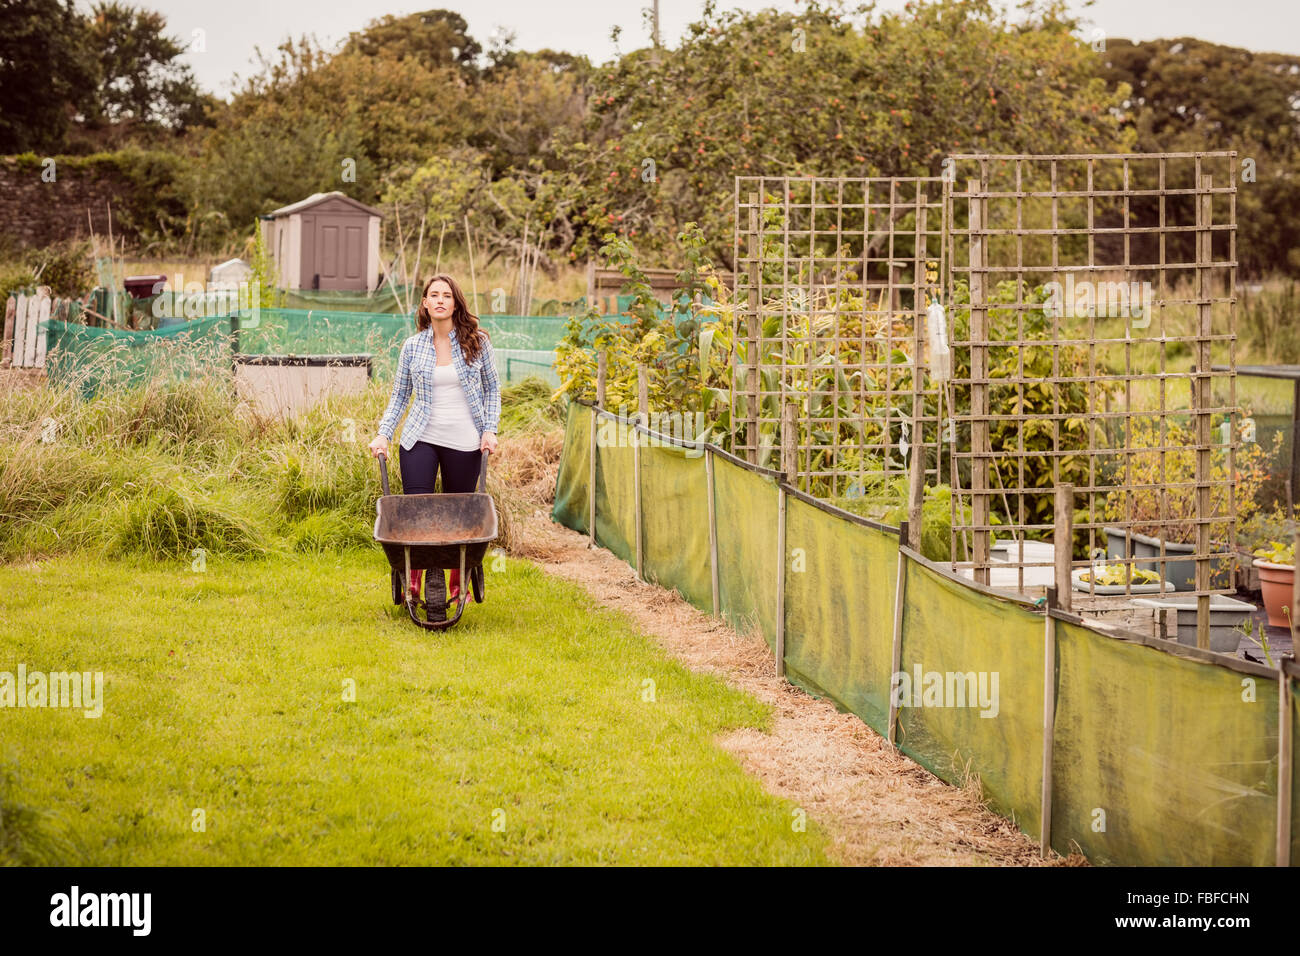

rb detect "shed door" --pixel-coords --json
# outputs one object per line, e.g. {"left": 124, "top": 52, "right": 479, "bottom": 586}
{"left": 305, "top": 214, "right": 366, "bottom": 290}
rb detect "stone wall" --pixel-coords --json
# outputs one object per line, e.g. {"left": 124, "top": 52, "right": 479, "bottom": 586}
{"left": 0, "top": 155, "right": 148, "bottom": 249}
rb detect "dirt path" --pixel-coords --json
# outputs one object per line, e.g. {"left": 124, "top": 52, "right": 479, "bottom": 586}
{"left": 518, "top": 508, "right": 1081, "bottom": 867}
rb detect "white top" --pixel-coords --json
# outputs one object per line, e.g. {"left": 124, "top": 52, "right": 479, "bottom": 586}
{"left": 419, "top": 362, "right": 481, "bottom": 451}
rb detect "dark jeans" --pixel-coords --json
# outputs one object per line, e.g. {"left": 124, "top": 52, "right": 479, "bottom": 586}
{"left": 398, "top": 441, "right": 482, "bottom": 604}
{"left": 398, "top": 440, "right": 482, "bottom": 495}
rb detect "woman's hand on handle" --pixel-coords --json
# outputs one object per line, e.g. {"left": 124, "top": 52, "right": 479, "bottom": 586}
{"left": 480, "top": 431, "right": 498, "bottom": 455}
{"left": 368, "top": 435, "right": 390, "bottom": 458}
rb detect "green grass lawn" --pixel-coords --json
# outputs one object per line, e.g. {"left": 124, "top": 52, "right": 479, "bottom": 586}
{"left": 0, "top": 549, "right": 827, "bottom": 865}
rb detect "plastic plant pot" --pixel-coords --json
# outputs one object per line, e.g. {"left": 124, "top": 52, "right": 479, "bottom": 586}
{"left": 1253, "top": 560, "right": 1295, "bottom": 629}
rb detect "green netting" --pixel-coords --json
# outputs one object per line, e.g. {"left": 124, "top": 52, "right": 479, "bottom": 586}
{"left": 640, "top": 442, "right": 711, "bottom": 612}
{"left": 1051, "top": 619, "right": 1279, "bottom": 865}
{"left": 41, "top": 316, "right": 232, "bottom": 400}
{"left": 713, "top": 455, "right": 779, "bottom": 651}
{"left": 551, "top": 402, "right": 592, "bottom": 535}
{"left": 895, "top": 562, "right": 1046, "bottom": 838}
{"left": 273, "top": 286, "right": 583, "bottom": 316}
{"left": 782, "top": 500, "right": 898, "bottom": 735}
{"left": 548, "top": 405, "right": 1298, "bottom": 866}
{"left": 234, "top": 309, "right": 563, "bottom": 384}
{"left": 592, "top": 412, "right": 635, "bottom": 565}
{"left": 38, "top": 304, "right": 564, "bottom": 395}
{"left": 232, "top": 309, "right": 410, "bottom": 381}
{"left": 280, "top": 285, "right": 416, "bottom": 313}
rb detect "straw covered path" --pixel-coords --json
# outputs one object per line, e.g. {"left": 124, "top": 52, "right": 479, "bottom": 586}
{"left": 517, "top": 508, "right": 1084, "bottom": 867}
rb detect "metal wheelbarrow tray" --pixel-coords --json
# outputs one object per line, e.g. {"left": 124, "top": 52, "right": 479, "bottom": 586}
{"left": 373, "top": 452, "right": 497, "bottom": 631}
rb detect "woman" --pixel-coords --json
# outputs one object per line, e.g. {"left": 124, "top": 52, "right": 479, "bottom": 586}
{"left": 369, "top": 274, "right": 500, "bottom": 609}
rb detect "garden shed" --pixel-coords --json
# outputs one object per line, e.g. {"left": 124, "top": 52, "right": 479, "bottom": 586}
{"left": 260, "top": 192, "right": 382, "bottom": 292}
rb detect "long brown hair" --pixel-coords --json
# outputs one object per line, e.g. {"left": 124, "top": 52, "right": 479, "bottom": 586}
{"left": 416, "top": 273, "right": 488, "bottom": 364}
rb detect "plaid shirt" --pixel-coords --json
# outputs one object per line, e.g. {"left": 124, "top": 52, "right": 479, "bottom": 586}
{"left": 377, "top": 325, "right": 501, "bottom": 451}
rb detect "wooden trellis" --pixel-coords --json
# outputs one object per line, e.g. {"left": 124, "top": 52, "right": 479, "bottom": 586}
{"left": 942, "top": 152, "right": 1240, "bottom": 611}
{"left": 731, "top": 176, "right": 945, "bottom": 499}
{"left": 730, "top": 157, "right": 1242, "bottom": 649}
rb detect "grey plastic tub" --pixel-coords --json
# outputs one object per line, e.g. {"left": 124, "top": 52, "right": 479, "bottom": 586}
{"left": 1129, "top": 594, "right": 1256, "bottom": 654}
{"left": 1104, "top": 527, "right": 1216, "bottom": 591}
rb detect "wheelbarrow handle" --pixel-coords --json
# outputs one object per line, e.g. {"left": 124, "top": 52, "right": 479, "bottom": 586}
{"left": 477, "top": 448, "right": 490, "bottom": 494}
{"left": 377, "top": 450, "right": 390, "bottom": 496}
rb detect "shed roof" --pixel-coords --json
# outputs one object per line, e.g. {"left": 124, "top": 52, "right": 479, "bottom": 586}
{"left": 266, "top": 191, "right": 382, "bottom": 219}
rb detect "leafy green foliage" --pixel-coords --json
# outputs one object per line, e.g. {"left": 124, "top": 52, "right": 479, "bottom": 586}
{"left": 1098, "top": 37, "right": 1300, "bottom": 277}
{"left": 948, "top": 278, "right": 1104, "bottom": 532}
{"left": 0, "top": 0, "right": 97, "bottom": 152}
{"left": 1252, "top": 539, "right": 1295, "bottom": 565}
{"left": 83, "top": 2, "right": 206, "bottom": 131}
{"left": 1101, "top": 418, "right": 1279, "bottom": 544}
{"left": 0, "top": 238, "right": 95, "bottom": 299}
{"left": 567, "top": 0, "right": 1132, "bottom": 262}
{"left": 554, "top": 224, "right": 731, "bottom": 435}
{"left": 246, "top": 222, "right": 280, "bottom": 309}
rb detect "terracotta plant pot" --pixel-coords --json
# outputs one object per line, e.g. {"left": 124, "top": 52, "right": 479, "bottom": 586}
{"left": 1254, "top": 560, "right": 1296, "bottom": 628}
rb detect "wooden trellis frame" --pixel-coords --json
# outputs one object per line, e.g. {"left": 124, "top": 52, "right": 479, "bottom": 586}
{"left": 731, "top": 176, "right": 945, "bottom": 499}
{"left": 943, "top": 152, "right": 1240, "bottom": 614}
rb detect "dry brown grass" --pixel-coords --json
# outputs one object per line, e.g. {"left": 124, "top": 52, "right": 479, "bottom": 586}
{"left": 490, "top": 426, "right": 567, "bottom": 561}
{"left": 0, "top": 367, "right": 46, "bottom": 391}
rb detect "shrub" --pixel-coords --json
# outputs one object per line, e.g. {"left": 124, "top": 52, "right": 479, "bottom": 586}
{"left": 948, "top": 279, "right": 1106, "bottom": 533}
{"left": 1101, "top": 418, "right": 1279, "bottom": 544}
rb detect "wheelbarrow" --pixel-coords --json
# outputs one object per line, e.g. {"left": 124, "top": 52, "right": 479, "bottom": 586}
{"left": 373, "top": 450, "right": 497, "bottom": 630}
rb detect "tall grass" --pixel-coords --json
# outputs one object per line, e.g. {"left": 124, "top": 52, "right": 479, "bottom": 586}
{"left": 1239, "top": 278, "right": 1300, "bottom": 365}
{"left": 0, "top": 349, "right": 563, "bottom": 564}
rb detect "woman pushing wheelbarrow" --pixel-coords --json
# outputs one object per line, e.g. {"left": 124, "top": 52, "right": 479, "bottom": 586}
{"left": 368, "top": 274, "right": 501, "bottom": 628}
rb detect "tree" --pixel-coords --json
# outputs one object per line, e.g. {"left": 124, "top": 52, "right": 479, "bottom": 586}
{"left": 84, "top": 2, "right": 206, "bottom": 131}
{"left": 468, "top": 53, "right": 589, "bottom": 177}
{"left": 1096, "top": 38, "right": 1300, "bottom": 275}
{"left": 186, "top": 110, "right": 375, "bottom": 234}
{"left": 0, "top": 0, "right": 97, "bottom": 152}
{"left": 560, "top": 0, "right": 1133, "bottom": 264}
{"left": 222, "top": 36, "right": 471, "bottom": 177}
{"left": 341, "top": 9, "right": 481, "bottom": 74}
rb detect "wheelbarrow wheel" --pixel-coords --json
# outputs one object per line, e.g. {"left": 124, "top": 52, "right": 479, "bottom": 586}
{"left": 425, "top": 569, "right": 447, "bottom": 623}
{"left": 391, "top": 568, "right": 404, "bottom": 605}
{"left": 470, "top": 564, "right": 485, "bottom": 603}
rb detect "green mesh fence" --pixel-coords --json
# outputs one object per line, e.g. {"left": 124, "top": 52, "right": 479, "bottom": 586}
{"left": 549, "top": 398, "right": 1299, "bottom": 866}
{"left": 592, "top": 411, "right": 635, "bottom": 566}
{"left": 640, "top": 442, "right": 711, "bottom": 612}
{"left": 1293, "top": 685, "right": 1300, "bottom": 865}
{"left": 1050, "top": 619, "right": 1280, "bottom": 865}
{"left": 713, "top": 453, "right": 780, "bottom": 652}
{"left": 782, "top": 497, "right": 897, "bottom": 735}
{"left": 896, "top": 562, "right": 1046, "bottom": 839}
{"left": 235, "top": 309, "right": 563, "bottom": 384}
{"left": 41, "top": 315, "right": 232, "bottom": 400}
{"left": 277, "top": 287, "right": 584, "bottom": 317}
{"left": 38, "top": 306, "right": 567, "bottom": 397}
{"left": 552, "top": 401, "right": 592, "bottom": 537}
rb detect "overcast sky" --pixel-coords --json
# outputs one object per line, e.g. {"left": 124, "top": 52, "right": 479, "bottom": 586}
{"left": 128, "top": 0, "right": 1300, "bottom": 99}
